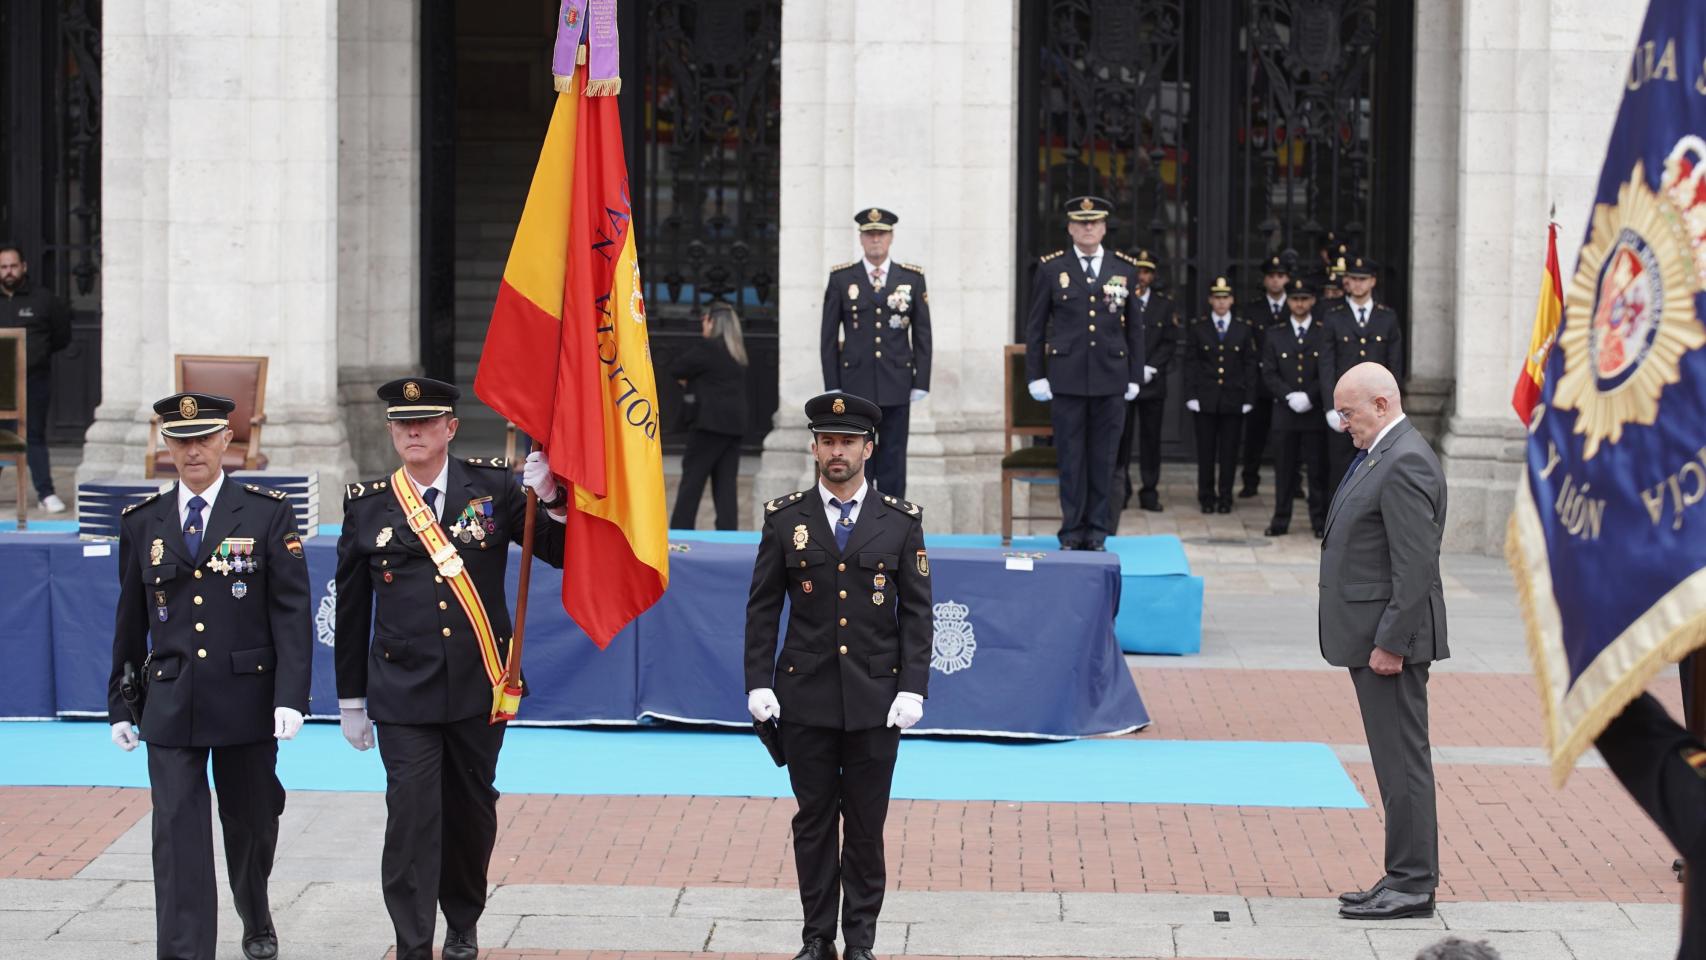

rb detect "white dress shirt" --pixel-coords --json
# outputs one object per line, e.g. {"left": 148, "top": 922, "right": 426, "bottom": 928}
{"left": 1212, "top": 311, "right": 1232, "bottom": 334}
{"left": 1267, "top": 296, "right": 1287, "bottom": 317}
{"left": 1348, "top": 295, "right": 1374, "bottom": 326}
{"left": 818, "top": 478, "right": 868, "bottom": 532}
{"left": 406, "top": 459, "right": 450, "bottom": 520}
{"left": 1368, "top": 413, "right": 1407, "bottom": 453}
{"left": 1073, "top": 245, "right": 1104, "bottom": 280}
{"left": 178, "top": 470, "right": 226, "bottom": 531}
{"left": 1292, "top": 316, "right": 1312, "bottom": 339}
{"left": 863, "top": 257, "right": 891, "bottom": 289}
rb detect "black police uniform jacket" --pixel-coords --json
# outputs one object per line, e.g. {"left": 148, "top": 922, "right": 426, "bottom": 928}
{"left": 1024, "top": 249, "right": 1146, "bottom": 396}
{"left": 1247, "top": 296, "right": 1292, "bottom": 398}
{"left": 1182, "top": 315, "right": 1259, "bottom": 413}
{"left": 107, "top": 479, "right": 313, "bottom": 747}
{"left": 1134, "top": 290, "right": 1180, "bottom": 399}
{"left": 334, "top": 457, "right": 566, "bottom": 725}
{"left": 820, "top": 261, "right": 933, "bottom": 407}
{"left": 1261, "top": 319, "right": 1330, "bottom": 432}
{"left": 1319, "top": 299, "right": 1405, "bottom": 396}
{"left": 744, "top": 488, "right": 932, "bottom": 731}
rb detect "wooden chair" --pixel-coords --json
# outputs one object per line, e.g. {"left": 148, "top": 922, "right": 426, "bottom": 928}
{"left": 0, "top": 330, "right": 28, "bottom": 529}
{"left": 146, "top": 355, "right": 270, "bottom": 478}
{"left": 1000, "top": 344, "right": 1058, "bottom": 544}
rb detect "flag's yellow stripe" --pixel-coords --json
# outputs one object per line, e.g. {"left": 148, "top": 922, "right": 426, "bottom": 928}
{"left": 500, "top": 88, "right": 581, "bottom": 318}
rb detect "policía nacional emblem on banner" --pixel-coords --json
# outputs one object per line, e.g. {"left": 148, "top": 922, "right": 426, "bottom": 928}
{"left": 1553, "top": 144, "right": 1706, "bottom": 458}
{"left": 930, "top": 599, "right": 976, "bottom": 675}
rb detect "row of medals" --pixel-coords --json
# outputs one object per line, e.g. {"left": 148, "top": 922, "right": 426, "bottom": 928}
{"left": 791, "top": 522, "right": 889, "bottom": 605}
{"left": 148, "top": 535, "right": 257, "bottom": 618}
{"left": 448, "top": 497, "right": 496, "bottom": 543}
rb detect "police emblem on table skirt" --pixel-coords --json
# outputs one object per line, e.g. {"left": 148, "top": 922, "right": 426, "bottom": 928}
{"left": 930, "top": 599, "right": 975, "bottom": 675}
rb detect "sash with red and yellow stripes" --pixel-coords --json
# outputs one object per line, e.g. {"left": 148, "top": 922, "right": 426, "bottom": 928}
{"left": 390, "top": 468, "right": 520, "bottom": 720}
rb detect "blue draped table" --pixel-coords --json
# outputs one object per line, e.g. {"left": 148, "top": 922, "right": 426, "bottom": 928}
{"left": 1, "top": 533, "right": 1148, "bottom": 739}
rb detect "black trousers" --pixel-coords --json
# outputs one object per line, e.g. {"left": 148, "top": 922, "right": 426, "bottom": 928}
{"left": 671, "top": 429, "right": 742, "bottom": 530}
{"left": 781, "top": 722, "right": 901, "bottom": 948}
{"left": 376, "top": 716, "right": 506, "bottom": 960}
{"left": 1325, "top": 427, "right": 1358, "bottom": 501}
{"left": 1115, "top": 396, "right": 1166, "bottom": 502}
{"left": 146, "top": 740, "right": 283, "bottom": 960}
{"left": 1240, "top": 392, "right": 1272, "bottom": 489}
{"left": 1349, "top": 664, "right": 1438, "bottom": 893}
{"left": 868, "top": 402, "right": 911, "bottom": 499}
{"left": 0, "top": 369, "right": 55, "bottom": 498}
{"left": 1270, "top": 427, "right": 1328, "bottom": 530}
{"left": 1051, "top": 392, "right": 1124, "bottom": 543}
{"left": 1192, "top": 409, "right": 1243, "bottom": 506}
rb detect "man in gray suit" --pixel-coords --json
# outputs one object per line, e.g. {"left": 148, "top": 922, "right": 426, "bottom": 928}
{"left": 1319, "top": 362, "right": 1448, "bottom": 921}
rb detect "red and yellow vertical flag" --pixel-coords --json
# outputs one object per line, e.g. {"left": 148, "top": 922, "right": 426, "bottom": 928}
{"left": 1511, "top": 221, "right": 1563, "bottom": 425}
{"left": 475, "top": 0, "right": 668, "bottom": 647}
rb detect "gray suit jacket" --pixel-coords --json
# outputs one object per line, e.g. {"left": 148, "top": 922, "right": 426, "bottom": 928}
{"left": 1317, "top": 418, "right": 1449, "bottom": 668}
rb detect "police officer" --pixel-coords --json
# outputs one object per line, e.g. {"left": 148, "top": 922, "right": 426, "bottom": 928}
{"left": 1113, "top": 248, "right": 1179, "bottom": 512}
{"left": 1182, "top": 277, "right": 1257, "bottom": 513}
{"left": 1240, "top": 255, "right": 1292, "bottom": 499}
{"left": 1320, "top": 255, "right": 1405, "bottom": 497}
{"left": 820, "top": 208, "right": 932, "bottom": 499}
{"left": 107, "top": 392, "right": 312, "bottom": 960}
{"left": 335, "top": 377, "right": 566, "bottom": 960}
{"left": 745, "top": 391, "right": 932, "bottom": 960}
{"left": 1261, "top": 277, "right": 1331, "bottom": 537}
{"left": 1024, "top": 196, "right": 1146, "bottom": 550}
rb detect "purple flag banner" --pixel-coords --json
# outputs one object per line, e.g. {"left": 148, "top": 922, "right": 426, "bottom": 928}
{"left": 553, "top": 0, "right": 591, "bottom": 92}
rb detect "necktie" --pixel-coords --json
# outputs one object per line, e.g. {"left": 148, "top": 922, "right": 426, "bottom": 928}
{"left": 1342, "top": 448, "right": 1369, "bottom": 486}
{"left": 1357, "top": 306, "right": 1368, "bottom": 328}
{"left": 870, "top": 267, "right": 884, "bottom": 290}
{"left": 1295, "top": 323, "right": 1306, "bottom": 342}
{"left": 1081, "top": 256, "right": 1096, "bottom": 282}
{"left": 1216, "top": 318, "right": 1227, "bottom": 340}
{"left": 425, "top": 486, "right": 440, "bottom": 520}
{"left": 829, "top": 496, "right": 857, "bottom": 551}
{"left": 183, "top": 495, "right": 207, "bottom": 557}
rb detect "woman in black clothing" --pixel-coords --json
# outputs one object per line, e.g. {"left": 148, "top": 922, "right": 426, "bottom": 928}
{"left": 669, "top": 301, "right": 750, "bottom": 530}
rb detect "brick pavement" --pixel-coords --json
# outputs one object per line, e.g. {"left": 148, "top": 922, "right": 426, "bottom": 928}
{"left": 0, "top": 786, "right": 151, "bottom": 880}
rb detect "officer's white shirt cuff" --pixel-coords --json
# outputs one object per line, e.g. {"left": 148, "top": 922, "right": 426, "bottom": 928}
{"left": 338, "top": 697, "right": 366, "bottom": 709}
{"left": 897, "top": 691, "right": 924, "bottom": 703}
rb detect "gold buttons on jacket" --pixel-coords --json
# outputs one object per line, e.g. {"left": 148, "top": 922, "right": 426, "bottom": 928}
{"left": 193, "top": 596, "right": 203, "bottom": 606}
{"left": 196, "top": 648, "right": 207, "bottom": 658}
{"left": 799, "top": 560, "right": 807, "bottom": 568}
{"left": 837, "top": 563, "right": 846, "bottom": 572}
{"left": 839, "top": 618, "right": 848, "bottom": 627}
{"left": 875, "top": 336, "right": 883, "bottom": 343}
{"left": 1088, "top": 310, "right": 1097, "bottom": 317}
{"left": 1087, "top": 324, "right": 1096, "bottom": 332}
{"left": 877, "top": 561, "right": 885, "bottom": 570}
{"left": 194, "top": 623, "right": 205, "bottom": 633}
{"left": 839, "top": 589, "right": 847, "bottom": 599}
{"left": 434, "top": 575, "right": 443, "bottom": 584}
{"left": 839, "top": 645, "right": 849, "bottom": 654}
{"left": 786, "top": 665, "right": 795, "bottom": 673}
{"left": 194, "top": 570, "right": 203, "bottom": 579}
{"left": 442, "top": 627, "right": 452, "bottom": 637}
{"left": 875, "top": 351, "right": 883, "bottom": 358}
{"left": 439, "top": 601, "right": 448, "bottom": 610}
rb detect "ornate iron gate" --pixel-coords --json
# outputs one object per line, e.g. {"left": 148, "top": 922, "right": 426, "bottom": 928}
{"left": 0, "top": 0, "right": 102, "bottom": 445}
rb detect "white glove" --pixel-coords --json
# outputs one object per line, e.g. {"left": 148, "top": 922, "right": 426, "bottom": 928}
{"left": 340, "top": 705, "right": 374, "bottom": 751}
{"left": 909, "top": 388, "right": 928, "bottom": 403}
{"left": 1142, "top": 365, "right": 1157, "bottom": 384}
{"left": 273, "top": 707, "right": 304, "bottom": 741}
{"left": 886, "top": 692, "right": 924, "bottom": 730}
{"left": 1123, "top": 382, "right": 1140, "bottom": 401}
{"left": 1326, "top": 409, "right": 1345, "bottom": 432}
{"left": 523, "top": 450, "right": 560, "bottom": 502}
{"left": 1286, "top": 392, "right": 1311, "bottom": 414}
{"left": 1185, "top": 399, "right": 1201, "bottom": 413}
{"left": 1027, "top": 378, "right": 1052, "bottom": 403}
{"left": 1241, "top": 404, "right": 1253, "bottom": 414}
{"left": 111, "top": 721, "right": 139, "bottom": 752}
{"left": 747, "top": 687, "right": 781, "bottom": 722}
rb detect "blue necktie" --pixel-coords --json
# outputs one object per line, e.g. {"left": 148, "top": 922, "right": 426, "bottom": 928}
{"left": 829, "top": 497, "right": 856, "bottom": 551}
{"left": 424, "top": 486, "right": 440, "bottom": 520}
{"left": 1216, "top": 318, "right": 1227, "bottom": 341}
{"left": 1342, "top": 449, "right": 1369, "bottom": 486}
{"left": 183, "top": 495, "right": 207, "bottom": 557}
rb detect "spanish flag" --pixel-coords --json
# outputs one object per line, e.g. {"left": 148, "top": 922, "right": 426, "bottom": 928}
{"left": 1510, "top": 221, "right": 1562, "bottom": 426}
{"left": 475, "top": 6, "right": 668, "bottom": 647}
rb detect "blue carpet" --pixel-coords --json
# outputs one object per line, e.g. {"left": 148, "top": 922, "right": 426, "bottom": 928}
{"left": 0, "top": 722, "right": 1364, "bottom": 808}
{"left": 0, "top": 520, "right": 79, "bottom": 533}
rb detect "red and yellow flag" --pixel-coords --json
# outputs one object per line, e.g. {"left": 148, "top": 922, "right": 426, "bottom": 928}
{"left": 1511, "top": 222, "right": 1563, "bottom": 425}
{"left": 475, "top": 58, "right": 667, "bottom": 647}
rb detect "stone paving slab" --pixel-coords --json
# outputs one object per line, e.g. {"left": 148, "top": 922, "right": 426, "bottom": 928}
{"left": 901, "top": 918, "right": 1177, "bottom": 958}
{"left": 507, "top": 915, "right": 714, "bottom": 952}
{"left": 1060, "top": 893, "right": 1252, "bottom": 926}
{"left": 705, "top": 919, "right": 906, "bottom": 955}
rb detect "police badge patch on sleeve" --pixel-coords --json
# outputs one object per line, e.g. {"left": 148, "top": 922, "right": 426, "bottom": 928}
{"left": 916, "top": 549, "right": 929, "bottom": 576}
{"left": 283, "top": 532, "right": 304, "bottom": 559}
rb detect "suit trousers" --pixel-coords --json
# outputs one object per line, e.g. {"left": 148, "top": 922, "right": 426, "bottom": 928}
{"left": 1270, "top": 428, "right": 1328, "bottom": 530}
{"left": 1349, "top": 664, "right": 1438, "bottom": 893}
{"left": 1325, "top": 428, "right": 1358, "bottom": 501}
{"left": 670, "top": 429, "right": 743, "bottom": 530}
{"left": 1051, "top": 392, "right": 1124, "bottom": 542}
{"left": 1115, "top": 396, "right": 1167, "bottom": 502}
{"left": 869, "top": 402, "right": 911, "bottom": 499}
{"left": 0, "top": 369, "right": 57, "bottom": 498}
{"left": 146, "top": 740, "right": 283, "bottom": 960}
{"left": 376, "top": 716, "right": 506, "bottom": 960}
{"left": 1192, "top": 410, "right": 1243, "bottom": 506}
{"left": 1240, "top": 392, "right": 1273, "bottom": 489}
{"left": 781, "top": 722, "right": 902, "bottom": 948}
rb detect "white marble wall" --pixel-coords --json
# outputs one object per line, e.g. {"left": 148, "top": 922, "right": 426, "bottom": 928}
{"left": 1424, "top": 0, "right": 1644, "bottom": 552}
{"left": 87, "top": 0, "right": 357, "bottom": 511}
{"left": 756, "top": 0, "right": 1018, "bottom": 531}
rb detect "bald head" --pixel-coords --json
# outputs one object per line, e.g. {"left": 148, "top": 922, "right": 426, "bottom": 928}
{"left": 1333, "top": 362, "right": 1403, "bottom": 450}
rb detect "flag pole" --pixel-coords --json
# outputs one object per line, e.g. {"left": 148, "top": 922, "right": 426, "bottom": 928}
{"left": 492, "top": 442, "right": 540, "bottom": 723}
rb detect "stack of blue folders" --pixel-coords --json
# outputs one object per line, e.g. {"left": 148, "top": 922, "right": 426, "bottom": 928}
{"left": 77, "top": 472, "right": 319, "bottom": 540}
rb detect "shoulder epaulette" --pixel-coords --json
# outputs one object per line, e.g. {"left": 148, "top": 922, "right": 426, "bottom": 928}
{"left": 881, "top": 493, "right": 923, "bottom": 518}
{"left": 1113, "top": 251, "right": 1141, "bottom": 266}
{"left": 764, "top": 490, "right": 808, "bottom": 514}
{"left": 831, "top": 260, "right": 858, "bottom": 272}
{"left": 898, "top": 262, "right": 925, "bottom": 275}
{"left": 345, "top": 477, "right": 392, "bottom": 501}
{"left": 241, "top": 482, "right": 288, "bottom": 501}
{"left": 122, "top": 491, "right": 163, "bottom": 516}
{"left": 1040, "top": 249, "right": 1066, "bottom": 263}
{"left": 464, "top": 456, "right": 510, "bottom": 469}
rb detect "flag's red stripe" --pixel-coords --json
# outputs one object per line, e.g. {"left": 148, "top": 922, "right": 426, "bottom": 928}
{"left": 561, "top": 489, "right": 665, "bottom": 647}
{"left": 475, "top": 280, "right": 561, "bottom": 444}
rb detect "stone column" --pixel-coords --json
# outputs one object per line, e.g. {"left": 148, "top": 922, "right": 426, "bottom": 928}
{"left": 1433, "top": 0, "right": 1642, "bottom": 553}
{"left": 756, "top": 1, "right": 1017, "bottom": 531}
{"left": 337, "top": 0, "right": 420, "bottom": 476}
{"left": 86, "top": 0, "right": 357, "bottom": 517}
{"left": 1403, "top": 0, "right": 1463, "bottom": 443}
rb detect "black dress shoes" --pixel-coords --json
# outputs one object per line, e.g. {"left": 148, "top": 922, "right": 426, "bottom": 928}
{"left": 1338, "top": 888, "right": 1434, "bottom": 920}
{"left": 1215, "top": 503, "right": 1232, "bottom": 514}
{"left": 444, "top": 928, "right": 479, "bottom": 960}
{"left": 1200, "top": 502, "right": 1215, "bottom": 514}
{"left": 845, "top": 948, "right": 876, "bottom": 960}
{"left": 1238, "top": 483, "right": 1259, "bottom": 498}
{"left": 1313, "top": 527, "right": 1325, "bottom": 539}
{"left": 1139, "top": 492, "right": 1163, "bottom": 512}
{"left": 1083, "top": 539, "right": 1107, "bottom": 552}
{"left": 794, "top": 938, "right": 839, "bottom": 960}
{"left": 1263, "top": 524, "right": 1287, "bottom": 537}
{"left": 1337, "top": 878, "right": 1386, "bottom": 905}
{"left": 242, "top": 930, "right": 279, "bottom": 960}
